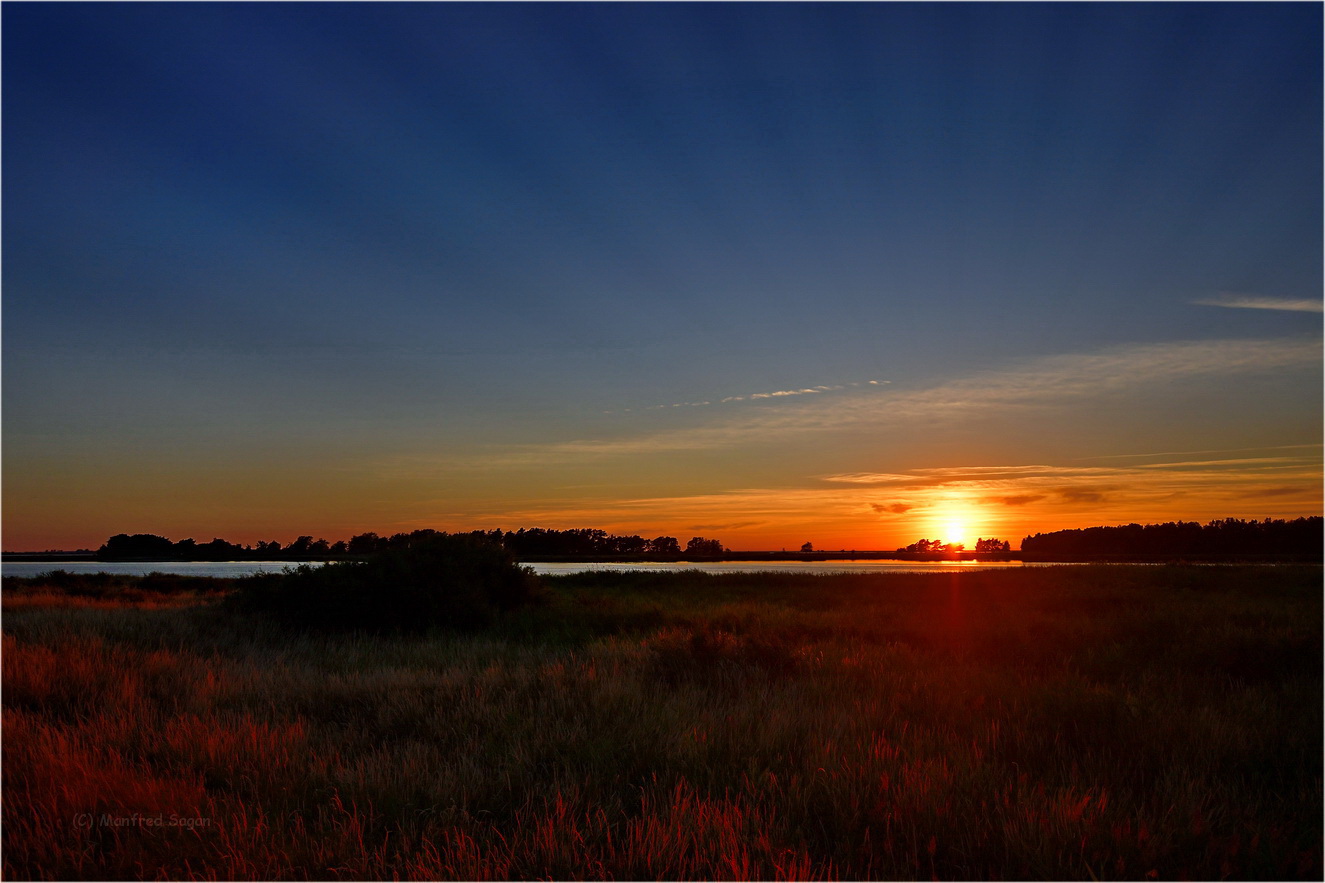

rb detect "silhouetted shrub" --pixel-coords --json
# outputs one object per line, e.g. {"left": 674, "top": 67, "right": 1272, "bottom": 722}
{"left": 232, "top": 535, "right": 542, "bottom": 633}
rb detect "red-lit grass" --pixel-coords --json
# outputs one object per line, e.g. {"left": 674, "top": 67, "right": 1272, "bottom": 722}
{"left": 3, "top": 572, "right": 233, "bottom": 612}
{"left": 2, "top": 566, "right": 1319, "bottom": 879}
{"left": 2, "top": 591, "right": 213, "bottom": 610}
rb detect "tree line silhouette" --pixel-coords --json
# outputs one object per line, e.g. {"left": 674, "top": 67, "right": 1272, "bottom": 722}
{"left": 97, "top": 528, "right": 727, "bottom": 561}
{"left": 95, "top": 517, "right": 1321, "bottom": 562}
{"left": 899, "top": 538, "right": 1012, "bottom": 554}
{"left": 1020, "top": 517, "right": 1322, "bottom": 559}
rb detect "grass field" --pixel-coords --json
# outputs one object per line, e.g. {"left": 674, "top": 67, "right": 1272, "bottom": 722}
{"left": 2, "top": 565, "right": 1320, "bottom": 880}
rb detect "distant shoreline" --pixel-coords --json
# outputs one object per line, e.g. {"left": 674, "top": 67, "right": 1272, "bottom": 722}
{"left": 4, "top": 550, "right": 1320, "bottom": 565}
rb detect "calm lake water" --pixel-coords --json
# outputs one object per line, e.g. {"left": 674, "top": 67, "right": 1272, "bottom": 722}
{"left": 1, "top": 559, "right": 1066, "bottom": 579}
{"left": 1, "top": 561, "right": 322, "bottom": 579}
{"left": 525, "top": 560, "right": 1058, "bottom": 576}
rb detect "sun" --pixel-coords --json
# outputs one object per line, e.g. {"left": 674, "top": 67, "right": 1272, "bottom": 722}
{"left": 931, "top": 501, "right": 985, "bottom": 548}
{"left": 942, "top": 516, "right": 969, "bottom": 547}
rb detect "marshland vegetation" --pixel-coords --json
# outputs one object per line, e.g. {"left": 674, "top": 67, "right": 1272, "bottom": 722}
{"left": 3, "top": 563, "right": 1320, "bottom": 880}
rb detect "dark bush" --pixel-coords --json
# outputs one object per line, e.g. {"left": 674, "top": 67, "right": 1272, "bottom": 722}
{"left": 230, "top": 534, "right": 542, "bottom": 633}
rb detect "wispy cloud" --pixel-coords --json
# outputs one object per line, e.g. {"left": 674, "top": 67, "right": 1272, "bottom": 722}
{"left": 822, "top": 472, "right": 916, "bottom": 484}
{"left": 434, "top": 487, "right": 894, "bottom": 538}
{"left": 1076, "top": 443, "right": 1322, "bottom": 461}
{"left": 982, "top": 494, "right": 1047, "bottom": 507}
{"left": 1055, "top": 486, "right": 1111, "bottom": 504}
{"left": 733, "top": 380, "right": 888, "bottom": 402}
{"left": 887, "top": 338, "right": 1322, "bottom": 413}
{"left": 814, "top": 454, "right": 1324, "bottom": 527}
{"left": 910, "top": 465, "right": 1103, "bottom": 477}
{"left": 611, "top": 380, "right": 888, "bottom": 413}
{"left": 408, "top": 451, "right": 1322, "bottom": 547}
{"left": 1192, "top": 294, "right": 1323, "bottom": 313}
{"left": 460, "top": 337, "right": 1320, "bottom": 466}
{"left": 1255, "top": 486, "right": 1315, "bottom": 498}
{"left": 825, "top": 465, "right": 1123, "bottom": 486}
{"left": 1134, "top": 457, "right": 1302, "bottom": 470}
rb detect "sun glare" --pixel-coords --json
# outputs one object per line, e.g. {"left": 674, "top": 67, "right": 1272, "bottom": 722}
{"left": 932, "top": 501, "right": 985, "bottom": 548}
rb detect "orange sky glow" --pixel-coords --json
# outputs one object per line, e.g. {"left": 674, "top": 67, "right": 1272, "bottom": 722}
{"left": 4, "top": 6, "right": 1321, "bottom": 555}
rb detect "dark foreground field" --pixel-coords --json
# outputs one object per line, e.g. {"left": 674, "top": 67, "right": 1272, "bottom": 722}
{"left": 3, "top": 565, "right": 1320, "bottom": 880}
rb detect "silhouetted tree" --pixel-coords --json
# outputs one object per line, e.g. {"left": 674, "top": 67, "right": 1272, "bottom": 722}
{"left": 614, "top": 534, "right": 648, "bottom": 555}
{"left": 97, "top": 526, "right": 705, "bottom": 562}
{"left": 348, "top": 532, "right": 383, "bottom": 555}
{"left": 285, "top": 536, "right": 314, "bottom": 557}
{"left": 99, "top": 533, "right": 175, "bottom": 560}
{"left": 685, "top": 537, "right": 724, "bottom": 556}
{"left": 901, "top": 538, "right": 965, "bottom": 554}
{"left": 198, "top": 538, "right": 244, "bottom": 560}
{"left": 649, "top": 536, "right": 682, "bottom": 556}
{"left": 903, "top": 538, "right": 939, "bottom": 554}
{"left": 1021, "top": 517, "right": 1323, "bottom": 559}
{"left": 974, "top": 538, "right": 1012, "bottom": 553}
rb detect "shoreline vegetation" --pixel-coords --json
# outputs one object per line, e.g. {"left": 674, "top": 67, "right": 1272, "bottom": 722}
{"left": 3, "top": 562, "right": 1320, "bottom": 880}
{"left": 4, "top": 516, "right": 1321, "bottom": 564}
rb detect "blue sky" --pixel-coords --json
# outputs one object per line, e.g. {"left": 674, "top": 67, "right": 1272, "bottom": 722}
{"left": 4, "top": 2, "right": 1321, "bottom": 550}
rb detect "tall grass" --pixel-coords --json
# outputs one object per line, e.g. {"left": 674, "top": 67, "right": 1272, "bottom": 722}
{"left": 3, "top": 565, "right": 1320, "bottom": 880}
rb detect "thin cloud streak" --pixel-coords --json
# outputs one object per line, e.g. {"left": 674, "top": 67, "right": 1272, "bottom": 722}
{"left": 415, "top": 453, "right": 1322, "bottom": 548}
{"left": 827, "top": 457, "right": 1322, "bottom": 501}
{"left": 1134, "top": 457, "right": 1300, "bottom": 470}
{"left": 883, "top": 337, "right": 1322, "bottom": 412}
{"left": 910, "top": 465, "right": 1105, "bottom": 476}
{"left": 1192, "top": 294, "right": 1323, "bottom": 313}
{"left": 822, "top": 466, "right": 1106, "bottom": 484}
{"left": 983, "top": 494, "right": 1047, "bottom": 507}
{"left": 821, "top": 472, "right": 917, "bottom": 484}
{"left": 612, "top": 379, "right": 889, "bottom": 413}
{"left": 1076, "top": 443, "right": 1323, "bottom": 461}
{"left": 483, "top": 337, "right": 1320, "bottom": 465}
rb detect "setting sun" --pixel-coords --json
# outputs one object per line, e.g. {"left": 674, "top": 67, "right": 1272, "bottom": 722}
{"left": 942, "top": 518, "right": 968, "bottom": 547}
{"left": 3, "top": 5, "right": 1322, "bottom": 880}
{"left": 931, "top": 501, "right": 987, "bottom": 549}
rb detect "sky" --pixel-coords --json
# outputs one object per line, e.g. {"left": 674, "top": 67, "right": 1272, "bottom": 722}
{"left": 4, "top": 2, "right": 1321, "bottom": 552}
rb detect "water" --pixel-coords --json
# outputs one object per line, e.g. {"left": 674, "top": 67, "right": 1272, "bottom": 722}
{"left": 0, "top": 561, "right": 323, "bottom": 579}
{"left": 525, "top": 560, "right": 1054, "bottom": 576}
{"left": 1, "top": 559, "right": 1060, "bottom": 579}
